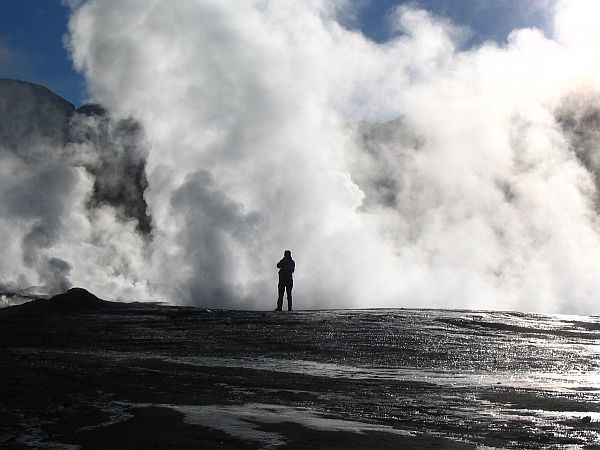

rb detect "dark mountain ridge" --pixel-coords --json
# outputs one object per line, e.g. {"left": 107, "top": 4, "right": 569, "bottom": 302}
{"left": 0, "top": 77, "right": 151, "bottom": 234}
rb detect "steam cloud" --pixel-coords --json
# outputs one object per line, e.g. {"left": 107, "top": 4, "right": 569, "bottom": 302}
{"left": 3, "top": 0, "right": 600, "bottom": 313}
{"left": 0, "top": 79, "right": 151, "bottom": 299}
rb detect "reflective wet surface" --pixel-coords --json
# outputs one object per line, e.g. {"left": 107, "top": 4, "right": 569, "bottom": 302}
{"left": 1, "top": 307, "right": 600, "bottom": 448}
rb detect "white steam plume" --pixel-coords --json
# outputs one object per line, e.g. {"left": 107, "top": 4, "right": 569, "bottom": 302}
{"left": 0, "top": 80, "right": 152, "bottom": 300}
{"left": 58, "top": 0, "right": 600, "bottom": 312}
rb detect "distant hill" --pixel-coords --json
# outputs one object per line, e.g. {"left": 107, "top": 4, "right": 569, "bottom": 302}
{"left": 0, "top": 287, "right": 126, "bottom": 317}
{"left": 0, "top": 78, "right": 75, "bottom": 150}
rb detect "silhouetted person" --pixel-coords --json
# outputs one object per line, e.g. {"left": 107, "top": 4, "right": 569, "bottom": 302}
{"left": 275, "top": 250, "right": 295, "bottom": 311}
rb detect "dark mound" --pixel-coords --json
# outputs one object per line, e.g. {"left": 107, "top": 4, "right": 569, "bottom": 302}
{"left": 76, "top": 103, "right": 107, "bottom": 117}
{"left": 0, "top": 287, "right": 125, "bottom": 317}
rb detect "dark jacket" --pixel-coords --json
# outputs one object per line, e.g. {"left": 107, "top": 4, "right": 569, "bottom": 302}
{"left": 277, "top": 257, "right": 295, "bottom": 282}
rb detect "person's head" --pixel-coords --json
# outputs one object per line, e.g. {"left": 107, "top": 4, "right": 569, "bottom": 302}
{"left": 284, "top": 250, "right": 291, "bottom": 258}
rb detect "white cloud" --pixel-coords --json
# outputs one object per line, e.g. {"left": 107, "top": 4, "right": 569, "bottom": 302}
{"left": 0, "top": 41, "right": 12, "bottom": 67}
{"left": 0, "top": 39, "right": 29, "bottom": 72}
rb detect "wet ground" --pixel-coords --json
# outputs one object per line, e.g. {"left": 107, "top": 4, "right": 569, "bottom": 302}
{"left": 1, "top": 306, "right": 600, "bottom": 448}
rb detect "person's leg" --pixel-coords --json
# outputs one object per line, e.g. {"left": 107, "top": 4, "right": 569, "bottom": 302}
{"left": 276, "top": 283, "right": 284, "bottom": 310}
{"left": 286, "top": 281, "right": 293, "bottom": 311}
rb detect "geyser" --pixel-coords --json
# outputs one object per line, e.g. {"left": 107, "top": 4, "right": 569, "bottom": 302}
{"left": 4, "top": 0, "right": 600, "bottom": 313}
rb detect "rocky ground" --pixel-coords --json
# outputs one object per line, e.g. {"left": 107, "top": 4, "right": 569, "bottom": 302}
{"left": 1, "top": 289, "right": 600, "bottom": 448}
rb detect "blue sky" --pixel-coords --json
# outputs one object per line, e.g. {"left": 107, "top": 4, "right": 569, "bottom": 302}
{"left": 0, "top": 1, "right": 552, "bottom": 107}
{"left": 0, "top": 1, "right": 85, "bottom": 106}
